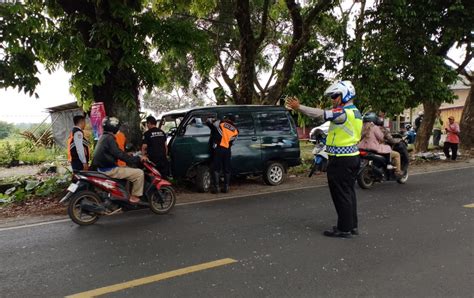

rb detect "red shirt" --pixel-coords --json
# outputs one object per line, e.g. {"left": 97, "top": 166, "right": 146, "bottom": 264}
{"left": 446, "top": 123, "right": 460, "bottom": 144}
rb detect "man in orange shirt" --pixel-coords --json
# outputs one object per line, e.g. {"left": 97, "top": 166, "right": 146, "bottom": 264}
{"left": 206, "top": 115, "right": 239, "bottom": 194}
{"left": 115, "top": 129, "right": 127, "bottom": 167}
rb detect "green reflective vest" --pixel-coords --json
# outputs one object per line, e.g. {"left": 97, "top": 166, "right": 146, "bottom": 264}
{"left": 326, "top": 105, "right": 363, "bottom": 157}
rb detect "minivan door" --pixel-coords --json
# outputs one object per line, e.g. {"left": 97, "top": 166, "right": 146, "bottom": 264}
{"left": 169, "top": 112, "right": 216, "bottom": 179}
{"left": 226, "top": 112, "right": 262, "bottom": 175}
{"left": 255, "top": 111, "right": 300, "bottom": 166}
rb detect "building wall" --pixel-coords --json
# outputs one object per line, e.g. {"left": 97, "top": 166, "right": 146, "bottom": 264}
{"left": 400, "top": 86, "right": 468, "bottom": 129}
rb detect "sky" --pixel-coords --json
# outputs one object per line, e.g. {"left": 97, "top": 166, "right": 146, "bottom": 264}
{"left": 0, "top": 65, "right": 75, "bottom": 123}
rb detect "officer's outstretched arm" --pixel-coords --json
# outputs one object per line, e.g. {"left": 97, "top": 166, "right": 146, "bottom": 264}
{"left": 297, "top": 105, "right": 324, "bottom": 119}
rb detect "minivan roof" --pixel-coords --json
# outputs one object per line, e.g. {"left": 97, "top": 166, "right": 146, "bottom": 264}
{"left": 159, "top": 105, "right": 287, "bottom": 119}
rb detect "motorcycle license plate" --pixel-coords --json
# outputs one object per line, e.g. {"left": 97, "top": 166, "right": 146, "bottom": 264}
{"left": 67, "top": 183, "right": 78, "bottom": 193}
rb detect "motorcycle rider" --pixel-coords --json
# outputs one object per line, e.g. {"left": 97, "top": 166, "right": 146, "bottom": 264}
{"left": 91, "top": 117, "right": 147, "bottom": 204}
{"left": 287, "top": 80, "right": 362, "bottom": 238}
{"left": 358, "top": 112, "right": 403, "bottom": 177}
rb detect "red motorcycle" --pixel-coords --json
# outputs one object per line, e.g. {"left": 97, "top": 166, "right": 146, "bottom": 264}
{"left": 60, "top": 160, "right": 176, "bottom": 226}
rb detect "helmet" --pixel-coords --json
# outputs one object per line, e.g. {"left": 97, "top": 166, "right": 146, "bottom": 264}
{"left": 363, "top": 112, "right": 378, "bottom": 123}
{"left": 417, "top": 111, "right": 424, "bottom": 116}
{"left": 323, "top": 80, "right": 356, "bottom": 103}
{"left": 102, "top": 116, "right": 120, "bottom": 134}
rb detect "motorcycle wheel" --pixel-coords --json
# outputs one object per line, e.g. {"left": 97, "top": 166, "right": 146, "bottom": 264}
{"left": 149, "top": 186, "right": 176, "bottom": 215}
{"left": 397, "top": 169, "right": 409, "bottom": 184}
{"left": 68, "top": 191, "right": 101, "bottom": 226}
{"left": 357, "top": 166, "right": 375, "bottom": 189}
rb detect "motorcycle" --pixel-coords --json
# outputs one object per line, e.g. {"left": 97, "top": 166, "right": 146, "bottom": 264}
{"left": 357, "top": 133, "right": 409, "bottom": 189}
{"left": 308, "top": 122, "right": 329, "bottom": 177}
{"left": 60, "top": 159, "right": 176, "bottom": 226}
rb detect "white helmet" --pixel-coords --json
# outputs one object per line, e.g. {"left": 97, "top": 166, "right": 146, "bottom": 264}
{"left": 324, "top": 80, "right": 356, "bottom": 103}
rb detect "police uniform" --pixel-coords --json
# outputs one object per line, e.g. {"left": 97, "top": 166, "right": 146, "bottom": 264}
{"left": 325, "top": 106, "right": 362, "bottom": 233}
{"left": 67, "top": 126, "right": 90, "bottom": 171}
{"left": 207, "top": 119, "right": 239, "bottom": 193}
{"left": 297, "top": 102, "right": 362, "bottom": 236}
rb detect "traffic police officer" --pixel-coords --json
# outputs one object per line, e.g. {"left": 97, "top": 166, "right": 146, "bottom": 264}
{"left": 287, "top": 81, "right": 362, "bottom": 238}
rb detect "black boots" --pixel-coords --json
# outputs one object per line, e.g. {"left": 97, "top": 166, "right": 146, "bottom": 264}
{"left": 210, "top": 172, "right": 231, "bottom": 194}
{"left": 222, "top": 174, "right": 231, "bottom": 193}
{"left": 211, "top": 172, "right": 220, "bottom": 194}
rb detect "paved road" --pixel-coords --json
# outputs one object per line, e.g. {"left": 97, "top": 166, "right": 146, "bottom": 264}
{"left": 1, "top": 167, "right": 473, "bottom": 297}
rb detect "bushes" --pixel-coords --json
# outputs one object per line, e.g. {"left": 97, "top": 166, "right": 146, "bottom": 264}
{"left": 0, "top": 174, "right": 70, "bottom": 205}
{"left": 0, "top": 140, "right": 63, "bottom": 167}
{"left": 0, "top": 142, "right": 22, "bottom": 167}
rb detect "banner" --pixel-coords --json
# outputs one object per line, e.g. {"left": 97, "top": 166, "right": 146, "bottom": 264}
{"left": 90, "top": 102, "right": 106, "bottom": 140}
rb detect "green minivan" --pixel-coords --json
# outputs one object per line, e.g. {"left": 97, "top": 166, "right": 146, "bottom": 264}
{"left": 159, "top": 105, "right": 301, "bottom": 192}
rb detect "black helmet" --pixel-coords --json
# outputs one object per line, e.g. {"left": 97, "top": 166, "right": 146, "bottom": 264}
{"left": 374, "top": 117, "right": 384, "bottom": 126}
{"left": 363, "top": 112, "right": 378, "bottom": 123}
{"left": 102, "top": 116, "right": 120, "bottom": 134}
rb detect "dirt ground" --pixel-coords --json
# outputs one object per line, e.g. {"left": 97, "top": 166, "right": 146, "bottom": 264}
{"left": 0, "top": 156, "right": 472, "bottom": 226}
{"left": 0, "top": 165, "right": 42, "bottom": 180}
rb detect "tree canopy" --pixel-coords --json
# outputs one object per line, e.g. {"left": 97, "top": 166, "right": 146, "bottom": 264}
{"left": 1, "top": 0, "right": 473, "bottom": 149}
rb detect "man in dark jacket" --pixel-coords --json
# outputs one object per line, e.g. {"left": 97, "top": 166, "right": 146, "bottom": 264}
{"left": 141, "top": 116, "right": 169, "bottom": 178}
{"left": 91, "top": 117, "right": 147, "bottom": 204}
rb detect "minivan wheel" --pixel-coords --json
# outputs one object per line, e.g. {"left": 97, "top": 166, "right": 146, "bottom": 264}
{"left": 263, "top": 161, "right": 286, "bottom": 186}
{"left": 195, "top": 165, "right": 211, "bottom": 193}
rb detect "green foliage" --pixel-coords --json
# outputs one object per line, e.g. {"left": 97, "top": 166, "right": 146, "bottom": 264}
{"left": 347, "top": 0, "right": 472, "bottom": 114}
{"left": 0, "top": 141, "right": 21, "bottom": 166}
{"left": 18, "top": 147, "right": 62, "bottom": 165}
{"left": 1, "top": 0, "right": 215, "bottom": 114}
{"left": 0, "top": 174, "right": 70, "bottom": 205}
{"left": 0, "top": 121, "right": 15, "bottom": 139}
{"left": 0, "top": 140, "right": 60, "bottom": 167}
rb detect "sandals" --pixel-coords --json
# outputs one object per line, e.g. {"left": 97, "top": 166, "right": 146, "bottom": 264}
{"left": 129, "top": 196, "right": 141, "bottom": 204}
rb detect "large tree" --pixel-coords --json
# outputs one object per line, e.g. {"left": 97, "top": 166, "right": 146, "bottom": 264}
{"left": 358, "top": 0, "right": 472, "bottom": 152}
{"left": 166, "top": 0, "right": 335, "bottom": 105}
{"left": 0, "top": 0, "right": 213, "bottom": 144}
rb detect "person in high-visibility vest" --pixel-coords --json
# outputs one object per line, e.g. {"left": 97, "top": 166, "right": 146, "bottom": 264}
{"left": 115, "top": 130, "right": 127, "bottom": 167}
{"left": 206, "top": 115, "right": 239, "bottom": 194}
{"left": 287, "top": 81, "right": 362, "bottom": 238}
{"left": 67, "top": 115, "right": 90, "bottom": 172}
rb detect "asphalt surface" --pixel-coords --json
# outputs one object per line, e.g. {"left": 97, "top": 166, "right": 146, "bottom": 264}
{"left": 1, "top": 167, "right": 473, "bottom": 297}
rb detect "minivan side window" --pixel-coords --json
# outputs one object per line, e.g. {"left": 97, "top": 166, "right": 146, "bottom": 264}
{"left": 228, "top": 113, "right": 255, "bottom": 136}
{"left": 182, "top": 114, "right": 214, "bottom": 136}
{"left": 257, "top": 112, "right": 292, "bottom": 134}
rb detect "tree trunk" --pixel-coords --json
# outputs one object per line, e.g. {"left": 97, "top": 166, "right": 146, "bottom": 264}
{"left": 93, "top": 69, "right": 142, "bottom": 148}
{"left": 234, "top": 0, "right": 257, "bottom": 105}
{"left": 414, "top": 101, "right": 440, "bottom": 152}
{"left": 459, "top": 82, "right": 474, "bottom": 151}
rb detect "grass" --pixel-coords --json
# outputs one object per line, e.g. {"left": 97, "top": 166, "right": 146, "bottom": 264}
{"left": 0, "top": 137, "right": 65, "bottom": 167}
{"left": 19, "top": 147, "right": 65, "bottom": 165}
{"left": 288, "top": 140, "right": 314, "bottom": 175}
